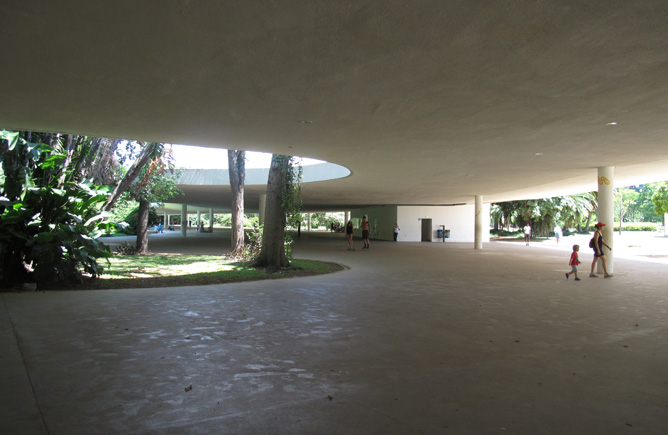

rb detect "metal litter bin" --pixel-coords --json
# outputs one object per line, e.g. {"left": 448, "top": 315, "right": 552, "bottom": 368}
{"left": 444, "top": 229, "right": 450, "bottom": 238}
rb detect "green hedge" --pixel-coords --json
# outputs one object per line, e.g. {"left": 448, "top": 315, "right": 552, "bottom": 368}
{"left": 588, "top": 222, "right": 658, "bottom": 231}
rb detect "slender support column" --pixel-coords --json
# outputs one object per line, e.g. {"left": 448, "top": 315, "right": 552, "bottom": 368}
{"left": 307, "top": 213, "right": 312, "bottom": 232}
{"left": 209, "top": 208, "right": 214, "bottom": 231}
{"left": 164, "top": 212, "right": 168, "bottom": 228}
{"left": 345, "top": 211, "right": 350, "bottom": 224}
{"left": 597, "top": 167, "right": 615, "bottom": 272}
{"left": 196, "top": 210, "right": 201, "bottom": 232}
{"left": 181, "top": 204, "right": 187, "bottom": 237}
{"left": 474, "top": 195, "right": 484, "bottom": 249}
{"left": 259, "top": 194, "right": 267, "bottom": 226}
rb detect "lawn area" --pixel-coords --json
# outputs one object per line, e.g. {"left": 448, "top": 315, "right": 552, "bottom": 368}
{"left": 41, "top": 255, "right": 344, "bottom": 291}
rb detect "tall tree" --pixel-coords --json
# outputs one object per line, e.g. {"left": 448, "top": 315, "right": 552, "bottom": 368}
{"left": 127, "top": 149, "right": 182, "bottom": 254}
{"left": 228, "top": 150, "right": 245, "bottom": 255}
{"left": 615, "top": 187, "right": 639, "bottom": 234}
{"left": 559, "top": 192, "right": 595, "bottom": 232}
{"left": 101, "top": 141, "right": 162, "bottom": 212}
{"left": 255, "top": 155, "right": 301, "bottom": 272}
{"left": 652, "top": 182, "right": 668, "bottom": 235}
{"left": 630, "top": 184, "right": 662, "bottom": 223}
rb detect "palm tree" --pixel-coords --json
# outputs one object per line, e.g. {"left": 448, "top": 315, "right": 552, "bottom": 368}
{"left": 560, "top": 193, "right": 595, "bottom": 232}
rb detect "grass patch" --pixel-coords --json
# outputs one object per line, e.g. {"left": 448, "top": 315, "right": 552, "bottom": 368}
{"left": 40, "top": 254, "right": 344, "bottom": 291}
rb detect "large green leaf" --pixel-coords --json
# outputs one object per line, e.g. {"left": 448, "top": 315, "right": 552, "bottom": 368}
{"left": 0, "top": 130, "right": 19, "bottom": 150}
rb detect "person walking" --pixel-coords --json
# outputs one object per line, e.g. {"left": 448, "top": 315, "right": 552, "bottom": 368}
{"left": 554, "top": 224, "right": 562, "bottom": 243}
{"left": 523, "top": 224, "right": 532, "bottom": 246}
{"left": 565, "top": 244, "right": 581, "bottom": 281}
{"left": 590, "top": 222, "right": 613, "bottom": 278}
{"left": 346, "top": 220, "right": 354, "bottom": 251}
{"left": 393, "top": 223, "right": 400, "bottom": 241}
{"left": 361, "top": 216, "right": 371, "bottom": 249}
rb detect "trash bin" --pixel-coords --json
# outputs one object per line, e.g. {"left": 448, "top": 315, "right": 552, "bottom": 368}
{"left": 436, "top": 229, "right": 443, "bottom": 239}
{"left": 444, "top": 229, "right": 450, "bottom": 238}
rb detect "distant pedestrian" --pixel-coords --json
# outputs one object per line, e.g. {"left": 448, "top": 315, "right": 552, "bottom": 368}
{"left": 361, "top": 216, "right": 371, "bottom": 249}
{"left": 565, "top": 244, "right": 581, "bottom": 281}
{"left": 346, "top": 220, "right": 354, "bottom": 250}
{"left": 394, "top": 223, "right": 400, "bottom": 241}
{"left": 523, "top": 224, "right": 532, "bottom": 246}
{"left": 554, "top": 224, "right": 562, "bottom": 243}
{"left": 158, "top": 222, "right": 163, "bottom": 233}
{"left": 590, "top": 222, "right": 613, "bottom": 278}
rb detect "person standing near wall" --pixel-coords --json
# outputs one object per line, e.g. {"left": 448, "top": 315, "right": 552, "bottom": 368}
{"left": 394, "top": 223, "right": 400, "bottom": 241}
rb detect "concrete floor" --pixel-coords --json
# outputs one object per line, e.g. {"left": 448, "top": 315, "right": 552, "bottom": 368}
{"left": 2, "top": 231, "right": 667, "bottom": 434}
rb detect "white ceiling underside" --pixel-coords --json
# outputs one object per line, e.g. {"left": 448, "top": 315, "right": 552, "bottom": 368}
{"left": 2, "top": 1, "right": 668, "bottom": 212}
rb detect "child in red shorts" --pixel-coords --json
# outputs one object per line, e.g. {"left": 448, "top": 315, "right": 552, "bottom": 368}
{"left": 565, "top": 244, "right": 581, "bottom": 281}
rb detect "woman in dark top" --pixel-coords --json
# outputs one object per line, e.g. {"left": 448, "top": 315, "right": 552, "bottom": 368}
{"left": 346, "top": 220, "right": 354, "bottom": 251}
{"left": 590, "top": 222, "right": 613, "bottom": 278}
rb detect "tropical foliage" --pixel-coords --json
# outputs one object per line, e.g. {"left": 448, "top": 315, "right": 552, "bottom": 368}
{"left": 491, "top": 194, "right": 596, "bottom": 236}
{"left": 492, "top": 184, "right": 665, "bottom": 238}
{"left": 118, "top": 143, "right": 182, "bottom": 254}
{"left": 652, "top": 182, "right": 668, "bottom": 217}
{"left": 0, "top": 130, "right": 115, "bottom": 287}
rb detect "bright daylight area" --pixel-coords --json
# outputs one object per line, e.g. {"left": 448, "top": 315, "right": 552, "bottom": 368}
{"left": 170, "top": 145, "right": 325, "bottom": 169}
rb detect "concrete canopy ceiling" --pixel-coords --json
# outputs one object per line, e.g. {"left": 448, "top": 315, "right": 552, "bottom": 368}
{"left": 2, "top": 1, "right": 668, "bottom": 211}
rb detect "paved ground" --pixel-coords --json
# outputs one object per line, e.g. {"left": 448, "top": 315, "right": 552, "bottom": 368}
{"left": 2, "top": 230, "right": 667, "bottom": 434}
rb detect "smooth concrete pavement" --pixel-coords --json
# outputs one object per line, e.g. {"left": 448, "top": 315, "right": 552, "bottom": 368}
{"left": 2, "top": 231, "right": 667, "bottom": 434}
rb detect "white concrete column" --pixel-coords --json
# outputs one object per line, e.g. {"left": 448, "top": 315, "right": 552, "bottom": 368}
{"left": 164, "top": 212, "right": 168, "bottom": 228}
{"left": 474, "top": 195, "right": 483, "bottom": 249}
{"left": 664, "top": 213, "right": 668, "bottom": 237}
{"left": 307, "top": 213, "right": 312, "bottom": 232}
{"left": 196, "top": 210, "right": 201, "bottom": 232}
{"left": 345, "top": 211, "right": 350, "bottom": 224}
{"left": 209, "top": 208, "right": 214, "bottom": 231}
{"left": 181, "top": 204, "right": 187, "bottom": 237}
{"left": 259, "top": 194, "right": 267, "bottom": 226}
{"left": 597, "top": 167, "right": 615, "bottom": 272}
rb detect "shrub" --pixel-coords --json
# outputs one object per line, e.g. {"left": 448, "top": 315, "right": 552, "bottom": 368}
{"left": 1, "top": 131, "right": 113, "bottom": 287}
{"left": 123, "top": 206, "right": 160, "bottom": 234}
{"left": 114, "top": 241, "right": 137, "bottom": 255}
{"left": 588, "top": 222, "right": 658, "bottom": 231}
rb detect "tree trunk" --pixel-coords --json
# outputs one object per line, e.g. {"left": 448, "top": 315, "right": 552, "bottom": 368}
{"left": 228, "top": 150, "right": 245, "bottom": 255}
{"left": 584, "top": 212, "right": 593, "bottom": 232}
{"left": 57, "top": 134, "right": 76, "bottom": 188}
{"left": 136, "top": 199, "right": 150, "bottom": 254}
{"left": 102, "top": 142, "right": 159, "bottom": 211}
{"left": 255, "top": 155, "right": 291, "bottom": 272}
